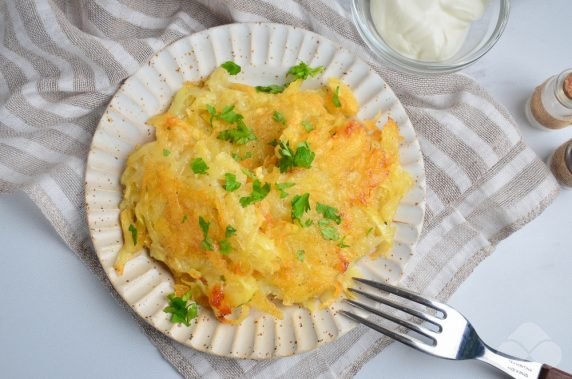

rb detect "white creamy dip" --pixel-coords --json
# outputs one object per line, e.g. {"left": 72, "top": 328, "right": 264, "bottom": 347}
{"left": 371, "top": 0, "right": 489, "bottom": 62}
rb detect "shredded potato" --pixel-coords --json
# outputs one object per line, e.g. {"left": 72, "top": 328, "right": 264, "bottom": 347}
{"left": 115, "top": 66, "right": 412, "bottom": 323}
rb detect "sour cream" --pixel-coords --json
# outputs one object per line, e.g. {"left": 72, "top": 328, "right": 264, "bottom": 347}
{"left": 371, "top": 0, "right": 489, "bottom": 62}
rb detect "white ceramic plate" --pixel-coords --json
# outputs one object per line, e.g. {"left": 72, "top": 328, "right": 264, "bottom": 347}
{"left": 85, "top": 23, "right": 426, "bottom": 359}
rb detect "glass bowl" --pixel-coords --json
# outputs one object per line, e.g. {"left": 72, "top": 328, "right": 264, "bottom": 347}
{"left": 351, "top": 0, "right": 511, "bottom": 75}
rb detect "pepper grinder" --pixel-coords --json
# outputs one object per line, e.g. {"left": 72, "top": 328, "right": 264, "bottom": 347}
{"left": 548, "top": 139, "right": 572, "bottom": 190}
{"left": 526, "top": 69, "right": 572, "bottom": 131}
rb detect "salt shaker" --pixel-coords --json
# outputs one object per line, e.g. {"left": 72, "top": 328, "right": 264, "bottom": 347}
{"left": 548, "top": 139, "right": 572, "bottom": 190}
{"left": 526, "top": 68, "right": 572, "bottom": 130}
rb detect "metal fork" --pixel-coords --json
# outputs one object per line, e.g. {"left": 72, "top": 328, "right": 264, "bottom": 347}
{"left": 340, "top": 278, "right": 571, "bottom": 379}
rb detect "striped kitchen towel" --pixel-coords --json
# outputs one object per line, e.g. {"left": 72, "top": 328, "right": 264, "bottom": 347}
{"left": 0, "top": 0, "right": 559, "bottom": 378}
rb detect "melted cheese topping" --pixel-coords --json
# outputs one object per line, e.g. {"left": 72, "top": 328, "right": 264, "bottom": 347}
{"left": 115, "top": 67, "right": 412, "bottom": 322}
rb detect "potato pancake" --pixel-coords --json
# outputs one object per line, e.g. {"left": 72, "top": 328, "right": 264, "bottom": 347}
{"left": 115, "top": 63, "right": 412, "bottom": 323}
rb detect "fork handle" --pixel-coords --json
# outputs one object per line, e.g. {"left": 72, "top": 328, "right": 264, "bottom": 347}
{"left": 479, "top": 345, "right": 572, "bottom": 379}
{"left": 479, "top": 345, "right": 544, "bottom": 379}
{"left": 539, "top": 364, "right": 572, "bottom": 379}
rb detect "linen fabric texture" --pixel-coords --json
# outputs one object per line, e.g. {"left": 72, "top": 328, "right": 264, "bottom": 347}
{"left": 0, "top": 0, "right": 559, "bottom": 378}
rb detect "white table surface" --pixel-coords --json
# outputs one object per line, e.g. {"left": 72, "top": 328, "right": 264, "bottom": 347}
{"left": 1, "top": 1, "right": 571, "bottom": 378}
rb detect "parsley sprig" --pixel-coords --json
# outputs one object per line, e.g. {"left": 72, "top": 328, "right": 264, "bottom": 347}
{"left": 301, "top": 121, "right": 314, "bottom": 132}
{"left": 287, "top": 62, "right": 324, "bottom": 81}
{"left": 231, "top": 151, "right": 252, "bottom": 161}
{"left": 128, "top": 224, "right": 138, "bottom": 245}
{"left": 206, "top": 105, "right": 217, "bottom": 127}
{"left": 163, "top": 291, "right": 198, "bottom": 326}
{"left": 199, "top": 216, "right": 214, "bottom": 251}
{"left": 218, "top": 122, "right": 257, "bottom": 145}
{"left": 191, "top": 158, "right": 209, "bottom": 174}
{"left": 332, "top": 85, "right": 341, "bottom": 108}
{"left": 206, "top": 105, "right": 257, "bottom": 145}
{"left": 315, "top": 203, "right": 343, "bottom": 241}
{"left": 255, "top": 61, "right": 324, "bottom": 94}
{"left": 207, "top": 105, "right": 242, "bottom": 127}
{"left": 255, "top": 84, "right": 286, "bottom": 94}
{"left": 223, "top": 173, "right": 241, "bottom": 192}
{"left": 240, "top": 180, "right": 271, "bottom": 207}
{"left": 277, "top": 140, "right": 315, "bottom": 173}
{"left": 273, "top": 111, "right": 286, "bottom": 125}
{"left": 225, "top": 225, "right": 237, "bottom": 238}
{"left": 219, "top": 240, "right": 231, "bottom": 255}
{"left": 318, "top": 219, "right": 339, "bottom": 241}
{"left": 291, "top": 193, "right": 312, "bottom": 227}
{"left": 338, "top": 235, "right": 350, "bottom": 248}
{"left": 219, "top": 225, "right": 237, "bottom": 255}
{"left": 275, "top": 182, "right": 295, "bottom": 199}
{"left": 241, "top": 167, "right": 256, "bottom": 180}
{"left": 221, "top": 61, "right": 241, "bottom": 75}
{"left": 316, "top": 203, "right": 341, "bottom": 224}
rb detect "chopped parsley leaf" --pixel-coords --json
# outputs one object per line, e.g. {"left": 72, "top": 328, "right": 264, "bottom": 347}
{"left": 338, "top": 235, "right": 350, "bottom": 248}
{"left": 219, "top": 239, "right": 232, "bottom": 255}
{"left": 277, "top": 140, "right": 315, "bottom": 173}
{"left": 332, "top": 85, "right": 341, "bottom": 108}
{"left": 208, "top": 105, "right": 253, "bottom": 141}
{"left": 291, "top": 193, "right": 311, "bottom": 224}
{"left": 268, "top": 139, "right": 279, "bottom": 147}
{"left": 217, "top": 121, "right": 257, "bottom": 145}
{"left": 217, "top": 225, "right": 236, "bottom": 255}
{"left": 201, "top": 239, "right": 214, "bottom": 252}
{"left": 301, "top": 120, "right": 314, "bottom": 132}
{"left": 199, "top": 216, "right": 214, "bottom": 251}
{"left": 240, "top": 180, "right": 271, "bottom": 207}
{"left": 288, "top": 62, "right": 324, "bottom": 81}
{"left": 163, "top": 291, "right": 198, "bottom": 326}
{"left": 218, "top": 105, "right": 243, "bottom": 124}
{"left": 275, "top": 182, "right": 295, "bottom": 199}
{"left": 366, "top": 227, "right": 374, "bottom": 236}
{"left": 273, "top": 111, "right": 286, "bottom": 125}
{"left": 206, "top": 104, "right": 217, "bottom": 127}
{"left": 162, "top": 148, "right": 171, "bottom": 157}
{"left": 293, "top": 141, "right": 315, "bottom": 169}
{"left": 277, "top": 141, "right": 295, "bottom": 172}
{"left": 255, "top": 62, "right": 323, "bottom": 94}
{"left": 256, "top": 84, "right": 286, "bottom": 94}
{"left": 128, "top": 224, "right": 138, "bottom": 245}
{"left": 225, "top": 225, "right": 236, "bottom": 238}
{"left": 191, "top": 158, "right": 209, "bottom": 174}
{"left": 296, "top": 250, "right": 305, "bottom": 262}
{"left": 241, "top": 167, "right": 256, "bottom": 180}
{"left": 318, "top": 219, "right": 339, "bottom": 241}
{"left": 181, "top": 214, "right": 188, "bottom": 224}
{"left": 231, "top": 151, "right": 252, "bottom": 161}
{"left": 223, "top": 173, "right": 241, "bottom": 192}
{"left": 316, "top": 203, "right": 342, "bottom": 224}
{"left": 221, "top": 61, "right": 241, "bottom": 75}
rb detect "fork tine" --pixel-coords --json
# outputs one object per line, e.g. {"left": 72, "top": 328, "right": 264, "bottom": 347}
{"left": 345, "top": 299, "right": 437, "bottom": 342}
{"left": 339, "top": 310, "right": 433, "bottom": 353}
{"left": 353, "top": 278, "right": 447, "bottom": 314}
{"left": 349, "top": 288, "right": 442, "bottom": 328}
